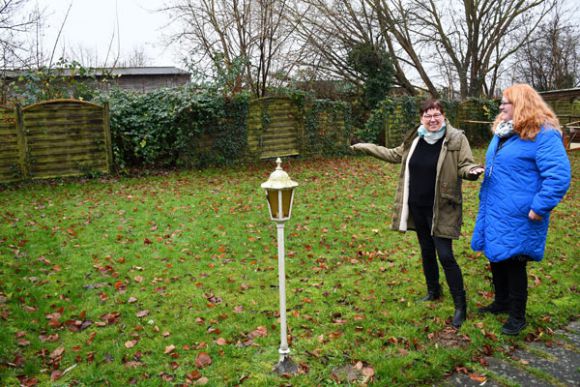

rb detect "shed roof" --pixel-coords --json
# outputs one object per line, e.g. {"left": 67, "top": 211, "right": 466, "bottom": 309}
{"left": 2, "top": 66, "right": 190, "bottom": 78}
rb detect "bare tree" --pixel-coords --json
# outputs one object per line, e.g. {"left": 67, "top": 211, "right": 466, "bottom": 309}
{"left": 122, "top": 46, "right": 150, "bottom": 67}
{"left": 293, "top": 0, "right": 557, "bottom": 98}
{"left": 411, "top": 0, "right": 556, "bottom": 98}
{"left": 512, "top": 4, "right": 579, "bottom": 90}
{"left": 289, "top": 1, "right": 397, "bottom": 90}
{"left": 164, "top": 0, "right": 295, "bottom": 96}
{"left": 0, "top": 0, "right": 39, "bottom": 68}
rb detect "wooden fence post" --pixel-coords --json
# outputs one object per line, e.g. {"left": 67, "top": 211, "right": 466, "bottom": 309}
{"left": 103, "top": 102, "right": 113, "bottom": 173}
{"left": 15, "top": 104, "right": 29, "bottom": 179}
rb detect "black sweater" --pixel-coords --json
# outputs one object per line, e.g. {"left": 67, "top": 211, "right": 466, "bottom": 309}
{"left": 408, "top": 137, "right": 443, "bottom": 206}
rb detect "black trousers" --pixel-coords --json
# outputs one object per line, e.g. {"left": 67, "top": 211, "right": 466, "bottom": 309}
{"left": 490, "top": 257, "right": 528, "bottom": 321}
{"left": 409, "top": 205, "right": 464, "bottom": 296}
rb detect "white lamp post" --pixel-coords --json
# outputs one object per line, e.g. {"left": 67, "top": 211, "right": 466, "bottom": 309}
{"left": 261, "top": 157, "right": 299, "bottom": 375}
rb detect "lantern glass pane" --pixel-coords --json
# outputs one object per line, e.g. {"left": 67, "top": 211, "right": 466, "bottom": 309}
{"left": 266, "top": 189, "right": 279, "bottom": 218}
{"left": 281, "top": 189, "right": 292, "bottom": 217}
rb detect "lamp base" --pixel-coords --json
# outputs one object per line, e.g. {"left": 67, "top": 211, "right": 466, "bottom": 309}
{"left": 273, "top": 356, "right": 299, "bottom": 375}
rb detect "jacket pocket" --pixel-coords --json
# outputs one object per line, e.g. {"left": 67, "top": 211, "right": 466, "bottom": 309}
{"left": 440, "top": 191, "right": 461, "bottom": 204}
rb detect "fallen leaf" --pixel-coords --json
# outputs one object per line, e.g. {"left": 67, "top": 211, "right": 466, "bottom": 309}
{"left": 164, "top": 344, "right": 176, "bottom": 354}
{"left": 186, "top": 370, "right": 202, "bottom": 381}
{"left": 50, "top": 346, "right": 65, "bottom": 360}
{"left": 39, "top": 334, "right": 59, "bottom": 342}
{"left": 468, "top": 373, "right": 487, "bottom": 382}
{"left": 86, "top": 332, "right": 97, "bottom": 345}
{"left": 125, "top": 340, "right": 138, "bottom": 348}
{"left": 50, "top": 370, "right": 63, "bottom": 381}
{"left": 215, "top": 338, "right": 227, "bottom": 346}
{"left": 136, "top": 310, "right": 149, "bottom": 318}
{"left": 249, "top": 326, "right": 267, "bottom": 338}
{"left": 124, "top": 361, "right": 143, "bottom": 368}
{"left": 195, "top": 352, "right": 212, "bottom": 368}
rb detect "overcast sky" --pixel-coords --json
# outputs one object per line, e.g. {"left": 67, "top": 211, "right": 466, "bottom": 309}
{"left": 40, "top": 0, "right": 181, "bottom": 68}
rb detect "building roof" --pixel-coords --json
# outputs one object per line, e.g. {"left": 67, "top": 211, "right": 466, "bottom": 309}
{"left": 2, "top": 66, "right": 190, "bottom": 78}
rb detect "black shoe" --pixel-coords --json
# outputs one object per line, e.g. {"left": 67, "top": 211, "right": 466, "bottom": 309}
{"left": 420, "top": 284, "right": 442, "bottom": 302}
{"left": 451, "top": 291, "right": 467, "bottom": 328}
{"left": 477, "top": 302, "right": 509, "bottom": 315}
{"left": 419, "top": 291, "right": 441, "bottom": 302}
{"left": 452, "top": 306, "right": 467, "bottom": 328}
{"left": 501, "top": 319, "right": 527, "bottom": 335}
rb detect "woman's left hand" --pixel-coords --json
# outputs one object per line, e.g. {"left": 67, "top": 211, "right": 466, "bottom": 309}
{"left": 468, "top": 166, "right": 485, "bottom": 176}
{"left": 528, "top": 209, "right": 543, "bottom": 221}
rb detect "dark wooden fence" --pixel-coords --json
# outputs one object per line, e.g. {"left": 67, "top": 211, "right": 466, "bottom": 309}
{"left": 246, "top": 97, "right": 350, "bottom": 159}
{"left": 0, "top": 100, "right": 112, "bottom": 183}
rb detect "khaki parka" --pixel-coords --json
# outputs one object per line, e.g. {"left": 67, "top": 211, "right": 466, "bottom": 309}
{"left": 353, "top": 123, "right": 480, "bottom": 239}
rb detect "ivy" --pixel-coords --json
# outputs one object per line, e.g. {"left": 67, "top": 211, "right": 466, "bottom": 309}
{"left": 102, "top": 87, "right": 250, "bottom": 171}
{"left": 304, "top": 99, "right": 352, "bottom": 156}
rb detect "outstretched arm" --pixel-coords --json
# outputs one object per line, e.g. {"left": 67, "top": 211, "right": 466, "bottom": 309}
{"left": 457, "top": 135, "right": 484, "bottom": 180}
{"left": 350, "top": 143, "right": 404, "bottom": 164}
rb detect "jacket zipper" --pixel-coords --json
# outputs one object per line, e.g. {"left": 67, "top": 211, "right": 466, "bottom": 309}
{"left": 431, "top": 139, "right": 447, "bottom": 235}
{"left": 488, "top": 137, "right": 509, "bottom": 177}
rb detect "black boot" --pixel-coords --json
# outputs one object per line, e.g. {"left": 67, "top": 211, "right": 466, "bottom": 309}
{"left": 477, "top": 302, "right": 509, "bottom": 315}
{"left": 480, "top": 262, "right": 509, "bottom": 314}
{"left": 501, "top": 257, "right": 528, "bottom": 336}
{"left": 420, "top": 283, "right": 442, "bottom": 302}
{"left": 451, "top": 291, "right": 467, "bottom": 328}
{"left": 501, "top": 318, "right": 527, "bottom": 335}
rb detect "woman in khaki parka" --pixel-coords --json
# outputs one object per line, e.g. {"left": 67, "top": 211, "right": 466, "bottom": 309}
{"left": 351, "top": 99, "right": 484, "bottom": 328}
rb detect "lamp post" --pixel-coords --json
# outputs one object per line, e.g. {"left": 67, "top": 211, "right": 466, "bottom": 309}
{"left": 261, "top": 157, "right": 299, "bottom": 375}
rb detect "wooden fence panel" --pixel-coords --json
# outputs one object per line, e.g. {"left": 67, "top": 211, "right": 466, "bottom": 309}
{"left": 247, "top": 97, "right": 301, "bottom": 159}
{"left": 0, "top": 100, "right": 111, "bottom": 183}
{"left": 22, "top": 100, "right": 111, "bottom": 179}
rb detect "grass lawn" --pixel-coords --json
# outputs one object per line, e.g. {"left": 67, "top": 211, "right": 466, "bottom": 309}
{"left": 0, "top": 151, "right": 578, "bottom": 386}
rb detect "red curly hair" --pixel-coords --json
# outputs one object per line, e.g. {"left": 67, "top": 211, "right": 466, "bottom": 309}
{"left": 493, "top": 84, "right": 561, "bottom": 140}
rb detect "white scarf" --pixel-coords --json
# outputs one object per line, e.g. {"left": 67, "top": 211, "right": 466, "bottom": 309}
{"left": 495, "top": 120, "right": 515, "bottom": 138}
{"left": 418, "top": 124, "right": 446, "bottom": 144}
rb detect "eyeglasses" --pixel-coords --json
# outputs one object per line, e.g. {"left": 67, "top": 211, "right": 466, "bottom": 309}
{"left": 499, "top": 101, "right": 512, "bottom": 106}
{"left": 422, "top": 113, "right": 442, "bottom": 119}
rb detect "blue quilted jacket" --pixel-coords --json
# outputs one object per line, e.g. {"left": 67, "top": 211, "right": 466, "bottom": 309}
{"left": 471, "top": 127, "right": 571, "bottom": 262}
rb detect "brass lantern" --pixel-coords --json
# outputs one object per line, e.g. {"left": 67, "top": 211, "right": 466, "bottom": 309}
{"left": 261, "top": 158, "right": 298, "bottom": 222}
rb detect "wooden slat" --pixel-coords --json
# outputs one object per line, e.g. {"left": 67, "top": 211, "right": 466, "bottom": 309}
{"left": 30, "top": 161, "right": 107, "bottom": 174}
{"left": 27, "top": 132, "right": 105, "bottom": 144}
{"left": 28, "top": 138, "right": 105, "bottom": 150}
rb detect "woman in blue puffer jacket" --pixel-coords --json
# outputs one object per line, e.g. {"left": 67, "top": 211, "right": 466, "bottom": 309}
{"left": 471, "top": 83, "right": 571, "bottom": 336}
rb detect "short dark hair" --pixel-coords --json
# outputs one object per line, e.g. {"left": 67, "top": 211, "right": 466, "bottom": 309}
{"left": 420, "top": 99, "right": 445, "bottom": 115}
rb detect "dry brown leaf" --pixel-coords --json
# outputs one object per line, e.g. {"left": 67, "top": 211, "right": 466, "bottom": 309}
{"left": 215, "top": 337, "right": 227, "bottom": 346}
{"left": 468, "top": 373, "right": 487, "bottom": 382}
{"left": 195, "top": 352, "right": 212, "bottom": 368}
